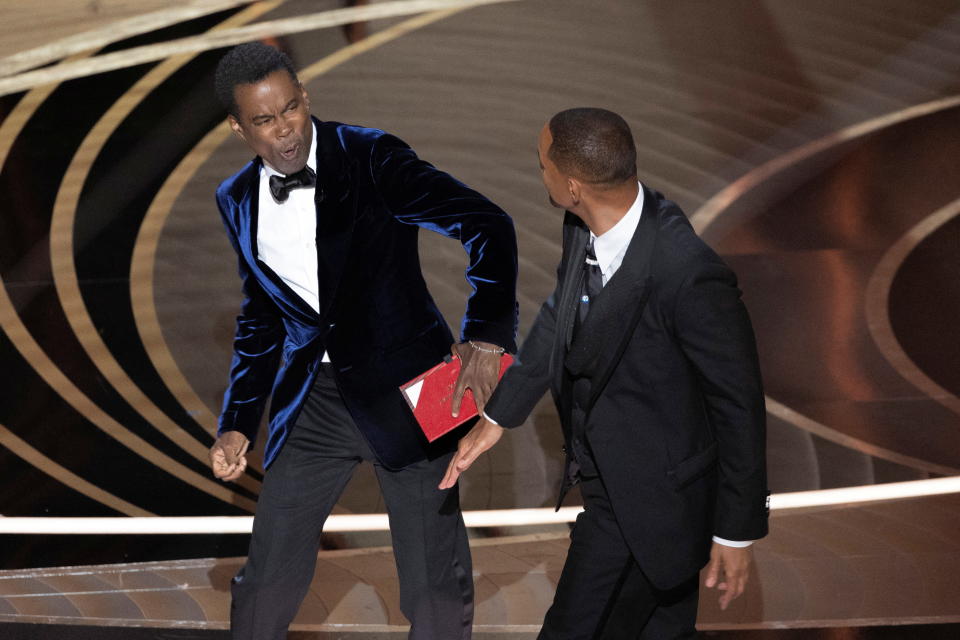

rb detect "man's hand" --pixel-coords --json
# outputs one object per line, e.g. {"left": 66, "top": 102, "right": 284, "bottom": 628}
{"left": 438, "top": 417, "right": 504, "bottom": 489}
{"left": 450, "top": 341, "right": 502, "bottom": 416}
{"left": 704, "top": 542, "right": 753, "bottom": 610}
{"left": 209, "top": 431, "right": 250, "bottom": 482}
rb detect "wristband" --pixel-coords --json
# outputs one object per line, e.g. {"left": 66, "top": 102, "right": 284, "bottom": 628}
{"left": 468, "top": 340, "right": 505, "bottom": 355}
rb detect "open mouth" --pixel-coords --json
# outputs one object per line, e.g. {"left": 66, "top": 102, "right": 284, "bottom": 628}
{"left": 279, "top": 144, "right": 299, "bottom": 160}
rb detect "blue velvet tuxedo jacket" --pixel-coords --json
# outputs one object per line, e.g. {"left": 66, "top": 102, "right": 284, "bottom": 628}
{"left": 215, "top": 118, "right": 518, "bottom": 469}
{"left": 485, "top": 187, "right": 767, "bottom": 590}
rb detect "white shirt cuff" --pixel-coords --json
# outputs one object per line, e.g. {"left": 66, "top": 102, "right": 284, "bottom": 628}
{"left": 712, "top": 536, "right": 753, "bottom": 548}
{"left": 481, "top": 411, "right": 500, "bottom": 426}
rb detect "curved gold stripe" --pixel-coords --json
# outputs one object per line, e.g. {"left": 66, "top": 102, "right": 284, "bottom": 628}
{"left": 0, "top": 0, "right": 520, "bottom": 97}
{"left": 865, "top": 197, "right": 960, "bottom": 417}
{"left": 766, "top": 398, "right": 958, "bottom": 477}
{"left": 48, "top": 3, "right": 277, "bottom": 497}
{"left": 0, "top": 267, "right": 256, "bottom": 510}
{"left": 0, "top": 0, "right": 252, "bottom": 77}
{"left": 691, "top": 95, "right": 960, "bottom": 235}
{"left": 131, "top": 7, "right": 471, "bottom": 454}
{"left": 0, "top": 422, "right": 153, "bottom": 517}
{"left": 0, "top": 62, "right": 168, "bottom": 519}
{"left": 691, "top": 95, "right": 960, "bottom": 475}
{"left": 0, "top": 69, "right": 256, "bottom": 514}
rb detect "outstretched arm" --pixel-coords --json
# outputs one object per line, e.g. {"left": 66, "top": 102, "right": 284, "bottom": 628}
{"left": 438, "top": 273, "right": 563, "bottom": 489}
{"left": 211, "top": 195, "right": 285, "bottom": 480}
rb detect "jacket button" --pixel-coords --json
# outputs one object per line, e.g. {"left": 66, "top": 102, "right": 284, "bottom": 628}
{"left": 561, "top": 445, "right": 567, "bottom": 454}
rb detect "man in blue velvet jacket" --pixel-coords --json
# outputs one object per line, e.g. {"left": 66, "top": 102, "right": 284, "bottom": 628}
{"left": 207, "top": 43, "right": 517, "bottom": 640}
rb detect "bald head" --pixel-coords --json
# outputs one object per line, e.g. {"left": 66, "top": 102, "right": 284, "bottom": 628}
{"left": 547, "top": 108, "right": 636, "bottom": 187}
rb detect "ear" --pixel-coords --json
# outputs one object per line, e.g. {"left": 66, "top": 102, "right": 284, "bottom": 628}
{"left": 228, "top": 115, "right": 246, "bottom": 143}
{"left": 567, "top": 176, "right": 582, "bottom": 206}
{"left": 300, "top": 83, "right": 310, "bottom": 109}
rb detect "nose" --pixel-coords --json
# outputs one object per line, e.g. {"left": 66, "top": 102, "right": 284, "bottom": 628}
{"left": 277, "top": 117, "right": 293, "bottom": 138}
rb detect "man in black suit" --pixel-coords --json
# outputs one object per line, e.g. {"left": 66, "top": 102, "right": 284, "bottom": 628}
{"left": 441, "top": 108, "right": 768, "bottom": 638}
{"left": 207, "top": 43, "right": 518, "bottom": 639}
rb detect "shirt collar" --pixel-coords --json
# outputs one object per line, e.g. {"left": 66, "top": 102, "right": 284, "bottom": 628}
{"left": 260, "top": 121, "right": 318, "bottom": 179}
{"left": 591, "top": 182, "right": 644, "bottom": 274}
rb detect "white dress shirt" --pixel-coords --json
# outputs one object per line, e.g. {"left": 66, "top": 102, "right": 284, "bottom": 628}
{"left": 257, "top": 123, "right": 330, "bottom": 362}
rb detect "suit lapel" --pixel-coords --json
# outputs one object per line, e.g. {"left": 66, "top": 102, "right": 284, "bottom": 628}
{"left": 312, "top": 118, "right": 356, "bottom": 322}
{"left": 552, "top": 214, "right": 589, "bottom": 375}
{"left": 563, "top": 186, "right": 660, "bottom": 407}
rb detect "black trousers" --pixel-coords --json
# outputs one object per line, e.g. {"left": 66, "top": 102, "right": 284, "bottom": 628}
{"left": 230, "top": 366, "right": 473, "bottom": 639}
{"left": 539, "top": 474, "right": 699, "bottom": 640}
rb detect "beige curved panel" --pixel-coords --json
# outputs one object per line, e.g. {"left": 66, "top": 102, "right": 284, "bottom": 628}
{"left": 0, "top": 422, "right": 153, "bottom": 517}
{"left": 0, "top": 0, "right": 519, "bottom": 97}
{"left": 865, "top": 197, "right": 960, "bottom": 417}
{"left": 48, "top": 2, "right": 277, "bottom": 496}
{"left": 691, "top": 95, "right": 960, "bottom": 476}
{"left": 131, "top": 7, "right": 472, "bottom": 458}
{"left": 0, "top": 0, "right": 253, "bottom": 77}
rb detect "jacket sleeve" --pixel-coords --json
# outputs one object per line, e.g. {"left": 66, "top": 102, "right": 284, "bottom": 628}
{"left": 370, "top": 133, "right": 518, "bottom": 352}
{"left": 483, "top": 280, "right": 559, "bottom": 428}
{"left": 216, "top": 193, "right": 285, "bottom": 444}
{"left": 673, "top": 260, "right": 769, "bottom": 541}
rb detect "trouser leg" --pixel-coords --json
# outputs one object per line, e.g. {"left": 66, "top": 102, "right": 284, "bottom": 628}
{"left": 538, "top": 475, "right": 699, "bottom": 639}
{"left": 538, "top": 475, "right": 650, "bottom": 640}
{"left": 375, "top": 450, "right": 474, "bottom": 640}
{"left": 230, "top": 369, "right": 363, "bottom": 640}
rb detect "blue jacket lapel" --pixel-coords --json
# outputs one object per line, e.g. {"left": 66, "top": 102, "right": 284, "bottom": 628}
{"left": 312, "top": 117, "right": 355, "bottom": 323}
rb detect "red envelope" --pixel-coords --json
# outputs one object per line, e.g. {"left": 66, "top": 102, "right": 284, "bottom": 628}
{"left": 400, "top": 353, "right": 514, "bottom": 442}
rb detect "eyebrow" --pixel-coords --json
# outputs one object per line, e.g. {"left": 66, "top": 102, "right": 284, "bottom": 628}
{"left": 250, "top": 98, "right": 299, "bottom": 122}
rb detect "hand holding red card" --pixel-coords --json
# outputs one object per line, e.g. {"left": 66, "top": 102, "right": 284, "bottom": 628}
{"left": 400, "top": 353, "right": 513, "bottom": 442}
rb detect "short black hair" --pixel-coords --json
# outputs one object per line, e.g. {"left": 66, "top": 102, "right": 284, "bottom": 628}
{"left": 214, "top": 42, "right": 298, "bottom": 117}
{"left": 547, "top": 108, "right": 636, "bottom": 186}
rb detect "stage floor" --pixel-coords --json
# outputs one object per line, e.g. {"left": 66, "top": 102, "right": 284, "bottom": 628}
{"left": 2, "top": 494, "right": 959, "bottom": 632}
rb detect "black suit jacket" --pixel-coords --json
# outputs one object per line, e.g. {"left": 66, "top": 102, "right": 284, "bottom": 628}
{"left": 485, "top": 186, "right": 768, "bottom": 589}
{"left": 216, "top": 118, "right": 518, "bottom": 470}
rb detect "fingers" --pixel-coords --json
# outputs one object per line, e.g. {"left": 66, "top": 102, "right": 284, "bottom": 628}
{"left": 451, "top": 374, "right": 467, "bottom": 417}
{"left": 439, "top": 451, "right": 465, "bottom": 489}
{"left": 704, "top": 554, "right": 720, "bottom": 589}
{"left": 718, "top": 584, "right": 734, "bottom": 610}
{"left": 721, "top": 563, "right": 748, "bottom": 610}
{"left": 221, "top": 455, "right": 248, "bottom": 482}
{"left": 439, "top": 434, "right": 477, "bottom": 489}
{"left": 706, "top": 544, "right": 752, "bottom": 610}
{"left": 209, "top": 432, "right": 250, "bottom": 481}
{"left": 210, "top": 446, "right": 230, "bottom": 478}
{"left": 211, "top": 446, "right": 247, "bottom": 481}
{"left": 438, "top": 420, "right": 504, "bottom": 489}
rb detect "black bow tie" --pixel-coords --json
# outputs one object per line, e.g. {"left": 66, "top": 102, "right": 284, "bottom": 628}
{"left": 268, "top": 166, "right": 316, "bottom": 203}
